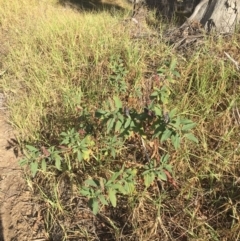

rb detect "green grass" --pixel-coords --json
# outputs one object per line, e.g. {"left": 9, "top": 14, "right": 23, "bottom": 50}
{"left": 1, "top": 0, "right": 240, "bottom": 240}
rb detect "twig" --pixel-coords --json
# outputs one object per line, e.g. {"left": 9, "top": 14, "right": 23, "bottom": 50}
{"left": 232, "top": 105, "right": 240, "bottom": 126}
{"left": 141, "top": 137, "right": 151, "bottom": 163}
{"left": 224, "top": 51, "right": 239, "bottom": 70}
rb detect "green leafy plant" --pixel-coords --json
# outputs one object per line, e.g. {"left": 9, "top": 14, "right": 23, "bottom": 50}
{"left": 109, "top": 56, "right": 129, "bottom": 93}
{"left": 142, "top": 154, "right": 172, "bottom": 188}
{"left": 19, "top": 145, "right": 62, "bottom": 177}
{"left": 19, "top": 60, "right": 198, "bottom": 215}
{"left": 60, "top": 128, "right": 94, "bottom": 168}
{"left": 96, "top": 96, "right": 135, "bottom": 136}
{"left": 80, "top": 167, "right": 137, "bottom": 214}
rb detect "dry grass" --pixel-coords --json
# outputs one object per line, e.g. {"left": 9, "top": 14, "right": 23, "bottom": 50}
{"left": 1, "top": 0, "right": 240, "bottom": 240}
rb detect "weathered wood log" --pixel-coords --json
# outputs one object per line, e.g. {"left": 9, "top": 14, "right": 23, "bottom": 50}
{"left": 183, "top": 0, "right": 240, "bottom": 33}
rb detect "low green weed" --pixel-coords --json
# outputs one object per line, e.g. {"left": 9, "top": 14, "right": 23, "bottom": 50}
{"left": 20, "top": 60, "right": 198, "bottom": 215}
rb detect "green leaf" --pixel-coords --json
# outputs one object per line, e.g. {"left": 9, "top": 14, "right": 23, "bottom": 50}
{"left": 41, "top": 159, "right": 47, "bottom": 172}
{"left": 161, "top": 154, "right": 170, "bottom": 163}
{"left": 172, "top": 70, "right": 180, "bottom": 78}
{"left": 124, "top": 182, "right": 135, "bottom": 194}
{"left": 111, "top": 148, "right": 116, "bottom": 159}
{"left": 154, "top": 106, "right": 162, "bottom": 116}
{"left": 157, "top": 68, "right": 166, "bottom": 74}
{"left": 91, "top": 198, "right": 99, "bottom": 215}
{"left": 99, "top": 195, "right": 108, "bottom": 206}
{"left": 157, "top": 171, "right": 167, "bottom": 181}
{"left": 184, "top": 133, "right": 199, "bottom": 143}
{"left": 112, "top": 184, "right": 127, "bottom": 194}
{"left": 160, "top": 129, "right": 172, "bottom": 143}
{"left": 30, "top": 162, "right": 38, "bottom": 177}
{"left": 85, "top": 179, "right": 98, "bottom": 187}
{"left": 170, "top": 59, "right": 177, "bottom": 70}
{"left": 115, "top": 119, "right": 122, "bottom": 133}
{"left": 164, "top": 164, "right": 172, "bottom": 173}
{"left": 150, "top": 91, "right": 159, "bottom": 97}
{"left": 130, "top": 120, "right": 135, "bottom": 128}
{"left": 82, "top": 149, "right": 91, "bottom": 161}
{"left": 143, "top": 172, "right": 155, "bottom": 188}
{"left": 124, "top": 117, "right": 131, "bottom": 129}
{"left": 113, "top": 96, "right": 122, "bottom": 109}
{"left": 60, "top": 138, "right": 69, "bottom": 145}
{"left": 107, "top": 118, "right": 115, "bottom": 133}
{"left": 96, "top": 109, "right": 106, "bottom": 115}
{"left": 26, "top": 145, "right": 39, "bottom": 153}
{"left": 19, "top": 158, "right": 27, "bottom": 166}
{"left": 118, "top": 114, "right": 124, "bottom": 123}
{"left": 60, "top": 132, "right": 67, "bottom": 136}
{"left": 55, "top": 156, "right": 61, "bottom": 171}
{"left": 180, "top": 118, "right": 193, "bottom": 125}
{"left": 80, "top": 188, "right": 91, "bottom": 196}
{"left": 170, "top": 119, "right": 180, "bottom": 130}
{"left": 161, "top": 95, "right": 168, "bottom": 104}
{"left": 108, "top": 171, "right": 121, "bottom": 183}
{"left": 108, "top": 188, "right": 117, "bottom": 207}
{"left": 171, "top": 134, "right": 180, "bottom": 149}
{"left": 174, "top": 116, "right": 181, "bottom": 128}
{"left": 169, "top": 108, "right": 177, "bottom": 118}
{"left": 182, "top": 123, "right": 197, "bottom": 131}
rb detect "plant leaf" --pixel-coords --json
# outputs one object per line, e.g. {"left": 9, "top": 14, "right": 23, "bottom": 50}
{"left": 82, "top": 149, "right": 92, "bottom": 161}
{"left": 55, "top": 156, "right": 62, "bottom": 171}
{"left": 30, "top": 162, "right": 38, "bottom": 177}
{"left": 184, "top": 133, "right": 199, "bottom": 143}
{"left": 180, "top": 118, "right": 193, "bottom": 125}
{"left": 169, "top": 108, "right": 177, "bottom": 118}
{"left": 85, "top": 179, "right": 98, "bottom": 187}
{"left": 99, "top": 195, "right": 108, "bottom": 205}
{"left": 112, "top": 183, "right": 127, "bottom": 194}
{"left": 154, "top": 106, "right": 162, "bottom": 116}
{"left": 19, "top": 158, "right": 27, "bottom": 166}
{"left": 108, "top": 188, "right": 117, "bottom": 207}
{"left": 115, "top": 119, "right": 122, "bottom": 133}
{"left": 108, "top": 171, "right": 121, "bottom": 183}
{"left": 26, "top": 145, "right": 39, "bottom": 153}
{"left": 124, "top": 182, "right": 135, "bottom": 194}
{"left": 41, "top": 159, "right": 47, "bottom": 172}
{"left": 143, "top": 172, "right": 155, "bottom": 188}
{"left": 95, "top": 109, "right": 106, "bottom": 115}
{"left": 158, "top": 171, "right": 167, "bottom": 181}
{"left": 124, "top": 117, "right": 131, "bottom": 129}
{"left": 161, "top": 154, "right": 170, "bottom": 163}
{"left": 80, "top": 187, "right": 90, "bottom": 196}
{"left": 160, "top": 129, "right": 172, "bottom": 142}
{"left": 170, "top": 59, "right": 177, "bottom": 70}
{"left": 107, "top": 118, "right": 115, "bottom": 133}
{"left": 113, "top": 96, "right": 122, "bottom": 109}
{"left": 91, "top": 198, "right": 99, "bottom": 215}
{"left": 171, "top": 134, "right": 180, "bottom": 149}
{"left": 77, "top": 150, "right": 82, "bottom": 162}
{"left": 182, "top": 123, "right": 197, "bottom": 131}
{"left": 150, "top": 91, "right": 159, "bottom": 97}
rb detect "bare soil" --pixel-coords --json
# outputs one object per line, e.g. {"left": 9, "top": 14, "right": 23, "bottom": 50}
{"left": 0, "top": 97, "right": 45, "bottom": 241}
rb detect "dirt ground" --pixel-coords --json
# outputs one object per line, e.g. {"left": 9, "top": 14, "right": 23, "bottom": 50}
{"left": 0, "top": 94, "right": 45, "bottom": 241}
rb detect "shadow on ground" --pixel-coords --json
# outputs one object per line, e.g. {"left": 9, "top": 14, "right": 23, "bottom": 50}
{"left": 0, "top": 217, "right": 4, "bottom": 241}
{"left": 58, "top": 0, "right": 125, "bottom": 12}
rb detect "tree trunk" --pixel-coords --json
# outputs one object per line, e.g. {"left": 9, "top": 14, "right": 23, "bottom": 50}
{"left": 184, "top": 0, "right": 240, "bottom": 33}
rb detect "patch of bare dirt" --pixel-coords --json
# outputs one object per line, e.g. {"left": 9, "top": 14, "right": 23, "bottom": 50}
{"left": 0, "top": 95, "right": 45, "bottom": 241}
